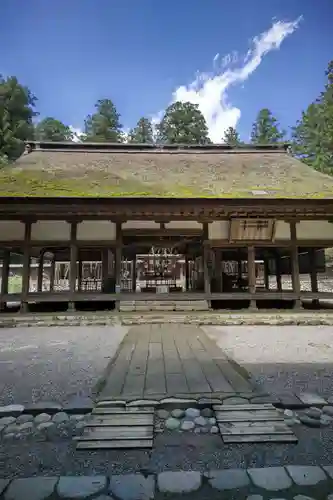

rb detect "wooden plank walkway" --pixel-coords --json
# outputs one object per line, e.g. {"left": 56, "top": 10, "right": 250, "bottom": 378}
{"left": 213, "top": 404, "right": 298, "bottom": 444}
{"left": 99, "top": 324, "right": 254, "bottom": 401}
{"left": 75, "top": 405, "right": 155, "bottom": 450}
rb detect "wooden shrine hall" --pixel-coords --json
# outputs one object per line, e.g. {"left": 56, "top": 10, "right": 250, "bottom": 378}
{"left": 1, "top": 141, "right": 333, "bottom": 313}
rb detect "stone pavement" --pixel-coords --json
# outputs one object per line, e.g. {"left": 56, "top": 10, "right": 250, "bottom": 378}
{"left": 2, "top": 466, "right": 333, "bottom": 499}
{"left": 99, "top": 324, "right": 254, "bottom": 401}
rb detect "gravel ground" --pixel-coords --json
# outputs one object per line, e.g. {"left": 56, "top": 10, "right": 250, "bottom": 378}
{"left": 204, "top": 325, "right": 333, "bottom": 397}
{"left": 2, "top": 425, "right": 333, "bottom": 477}
{"left": 0, "top": 325, "right": 128, "bottom": 405}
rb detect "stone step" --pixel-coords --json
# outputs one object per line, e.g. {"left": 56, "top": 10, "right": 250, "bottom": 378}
{"left": 120, "top": 300, "right": 209, "bottom": 312}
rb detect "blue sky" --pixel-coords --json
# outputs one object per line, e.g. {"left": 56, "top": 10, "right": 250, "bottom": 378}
{"left": 1, "top": 0, "right": 332, "bottom": 142}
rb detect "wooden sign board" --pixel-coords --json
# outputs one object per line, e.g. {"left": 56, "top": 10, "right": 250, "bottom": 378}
{"left": 229, "top": 219, "right": 275, "bottom": 242}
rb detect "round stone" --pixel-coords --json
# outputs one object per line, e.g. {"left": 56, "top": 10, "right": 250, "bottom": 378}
{"left": 52, "top": 412, "right": 69, "bottom": 424}
{"left": 285, "top": 418, "right": 300, "bottom": 426}
{"left": 165, "top": 417, "right": 180, "bottom": 430}
{"left": 0, "top": 416, "right": 16, "bottom": 427}
{"left": 18, "top": 421, "right": 34, "bottom": 432}
{"left": 4, "top": 424, "right": 18, "bottom": 434}
{"left": 304, "top": 407, "right": 322, "bottom": 419}
{"left": 208, "top": 417, "right": 217, "bottom": 425}
{"left": 200, "top": 427, "right": 209, "bottom": 434}
{"left": 3, "top": 432, "right": 15, "bottom": 440}
{"left": 320, "top": 414, "right": 333, "bottom": 426}
{"left": 69, "top": 414, "right": 85, "bottom": 422}
{"left": 323, "top": 406, "right": 333, "bottom": 417}
{"left": 299, "top": 415, "right": 322, "bottom": 428}
{"left": 284, "top": 409, "right": 294, "bottom": 418}
{"left": 157, "top": 409, "right": 169, "bottom": 420}
{"left": 210, "top": 425, "right": 219, "bottom": 434}
{"left": 37, "top": 421, "right": 55, "bottom": 432}
{"left": 35, "top": 413, "right": 51, "bottom": 425}
{"left": 180, "top": 420, "right": 195, "bottom": 431}
{"left": 201, "top": 408, "right": 213, "bottom": 418}
{"left": 16, "top": 414, "right": 34, "bottom": 425}
{"left": 194, "top": 428, "right": 201, "bottom": 434}
{"left": 171, "top": 409, "right": 185, "bottom": 419}
{"left": 194, "top": 416, "right": 207, "bottom": 427}
{"left": 185, "top": 408, "right": 200, "bottom": 419}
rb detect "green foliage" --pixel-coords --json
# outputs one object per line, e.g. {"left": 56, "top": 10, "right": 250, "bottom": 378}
{"left": 251, "top": 108, "right": 285, "bottom": 144}
{"left": 292, "top": 60, "right": 333, "bottom": 174}
{"left": 129, "top": 117, "right": 154, "bottom": 143}
{"left": 157, "top": 101, "right": 210, "bottom": 144}
{"left": 223, "top": 126, "right": 242, "bottom": 146}
{"left": 35, "top": 117, "right": 74, "bottom": 142}
{"left": 0, "top": 75, "right": 37, "bottom": 161}
{"left": 84, "top": 99, "right": 123, "bottom": 142}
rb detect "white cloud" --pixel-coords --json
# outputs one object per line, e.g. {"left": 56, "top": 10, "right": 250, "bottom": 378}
{"left": 154, "top": 17, "right": 302, "bottom": 143}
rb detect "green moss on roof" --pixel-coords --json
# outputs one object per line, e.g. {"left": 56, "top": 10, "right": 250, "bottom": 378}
{"left": 1, "top": 146, "right": 333, "bottom": 198}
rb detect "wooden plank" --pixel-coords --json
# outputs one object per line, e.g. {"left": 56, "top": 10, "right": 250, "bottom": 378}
{"left": 86, "top": 415, "right": 154, "bottom": 426}
{"left": 213, "top": 404, "right": 275, "bottom": 411}
{"left": 218, "top": 425, "right": 293, "bottom": 435}
{"left": 78, "top": 426, "right": 153, "bottom": 440}
{"left": 76, "top": 439, "right": 153, "bottom": 450}
{"left": 92, "top": 407, "right": 154, "bottom": 414}
{"left": 215, "top": 410, "right": 282, "bottom": 418}
{"left": 216, "top": 415, "right": 284, "bottom": 422}
{"left": 222, "top": 434, "right": 298, "bottom": 444}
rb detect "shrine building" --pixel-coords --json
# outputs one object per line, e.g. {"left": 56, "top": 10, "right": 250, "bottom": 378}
{"left": 1, "top": 140, "right": 333, "bottom": 313}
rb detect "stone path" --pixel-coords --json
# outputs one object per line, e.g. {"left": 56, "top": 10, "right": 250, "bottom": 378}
{"left": 99, "top": 324, "right": 254, "bottom": 401}
{"left": 2, "top": 466, "right": 333, "bottom": 499}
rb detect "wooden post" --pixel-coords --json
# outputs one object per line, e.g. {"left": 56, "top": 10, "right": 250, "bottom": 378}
{"left": 264, "top": 258, "right": 270, "bottom": 290}
{"left": 37, "top": 250, "right": 45, "bottom": 292}
{"left": 132, "top": 254, "right": 137, "bottom": 292}
{"left": 115, "top": 222, "right": 122, "bottom": 310}
{"left": 214, "top": 249, "right": 222, "bottom": 292}
{"left": 21, "top": 221, "right": 32, "bottom": 313}
{"left": 309, "top": 248, "right": 319, "bottom": 308}
{"left": 185, "top": 254, "right": 190, "bottom": 291}
{"left": 202, "top": 223, "right": 211, "bottom": 305}
{"left": 237, "top": 249, "right": 242, "bottom": 281}
{"left": 248, "top": 245, "right": 256, "bottom": 309}
{"left": 77, "top": 255, "right": 82, "bottom": 292}
{"left": 275, "top": 253, "right": 282, "bottom": 292}
{"left": 0, "top": 249, "right": 10, "bottom": 311}
{"left": 290, "top": 221, "right": 301, "bottom": 309}
{"left": 49, "top": 257, "right": 56, "bottom": 292}
{"left": 68, "top": 221, "right": 78, "bottom": 311}
{"left": 101, "top": 248, "right": 109, "bottom": 293}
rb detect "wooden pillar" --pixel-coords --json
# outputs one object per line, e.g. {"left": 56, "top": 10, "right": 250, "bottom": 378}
{"left": 37, "top": 250, "right": 45, "bottom": 293}
{"left": 248, "top": 245, "right": 256, "bottom": 309}
{"left": 77, "top": 255, "right": 82, "bottom": 292}
{"left": 237, "top": 249, "right": 242, "bottom": 281}
{"left": 214, "top": 249, "right": 222, "bottom": 292}
{"left": 185, "top": 254, "right": 190, "bottom": 292}
{"left": 21, "top": 221, "right": 32, "bottom": 313}
{"left": 309, "top": 248, "right": 319, "bottom": 308}
{"left": 132, "top": 254, "right": 137, "bottom": 292}
{"left": 290, "top": 221, "right": 301, "bottom": 309}
{"left": 264, "top": 258, "right": 270, "bottom": 290}
{"left": 275, "top": 253, "right": 282, "bottom": 292}
{"left": 0, "top": 249, "right": 10, "bottom": 311}
{"left": 68, "top": 221, "right": 78, "bottom": 311}
{"left": 49, "top": 257, "right": 56, "bottom": 292}
{"left": 115, "top": 222, "right": 122, "bottom": 310}
{"left": 202, "top": 223, "right": 211, "bottom": 303}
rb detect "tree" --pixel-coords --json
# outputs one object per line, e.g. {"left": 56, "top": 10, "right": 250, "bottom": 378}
{"left": 84, "top": 99, "right": 122, "bottom": 142}
{"left": 223, "top": 126, "right": 242, "bottom": 146}
{"left": 292, "top": 60, "right": 333, "bottom": 174}
{"left": 129, "top": 117, "right": 154, "bottom": 143}
{"left": 35, "top": 117, "right": 74, "bottom": 142}
{"left": 251, "top": 108, "right": 285, "bottom": 144}
{"left": 0, "top": 75, "right": 37, "bottom": 161}
{"left": 157, "top": 101, "right": 210, "bottom": 144}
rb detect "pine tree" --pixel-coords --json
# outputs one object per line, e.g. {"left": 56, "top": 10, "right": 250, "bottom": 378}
{"left": 84, "top": 99, "right": 122, "bottom": 142}
{"left": 129, "top": 117, "right": 154, "bottom": 143}
{"left": 251, "top": 108, "right": 285, "bottom": 144}
{"left": 157, "top": 101, "right": 210, "bottom": 144}
{"left": 223, "top": 126, "right": 242, "bottom": 146}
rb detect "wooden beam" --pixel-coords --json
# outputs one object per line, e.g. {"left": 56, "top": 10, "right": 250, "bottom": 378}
{"left": 68, "top": 221, "right": 78, "bottom": 311}
{"left": 290, "top": 221, "right": 301, "bottom": 309}
{"left": 0, "top": 249, "right": 10, "bottom": 310}
{"left": 21, "top": 221, "right": 32, "bottom": 313}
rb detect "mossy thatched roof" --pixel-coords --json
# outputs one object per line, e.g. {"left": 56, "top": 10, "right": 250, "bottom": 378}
{"left": 1, "top": 142, "right": 333, "bottom": 198}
